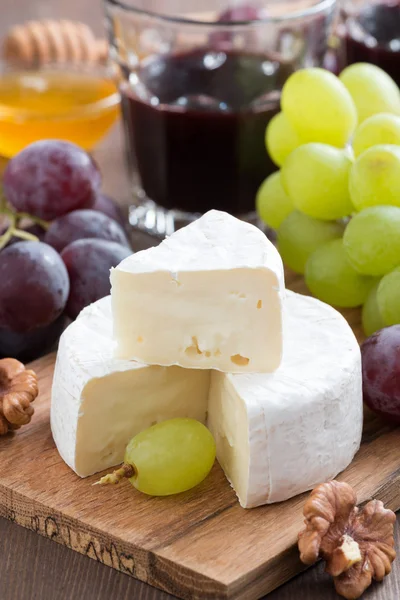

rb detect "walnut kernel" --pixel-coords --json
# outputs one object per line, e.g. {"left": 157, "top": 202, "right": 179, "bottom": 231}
{"left": 0, "top": 358, "right": 38, "bottom": 435}
{"left": 298, "top": 480, "right": 396, "bottom": 600}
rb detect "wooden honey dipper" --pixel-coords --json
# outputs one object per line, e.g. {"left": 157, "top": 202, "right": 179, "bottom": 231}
{"left": 3, "top": 20, "right": 109, "bottom": 68}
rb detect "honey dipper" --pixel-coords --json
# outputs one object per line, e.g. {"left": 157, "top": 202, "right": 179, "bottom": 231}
{"left": 3, "top": 20, "right": 109, "bottom": 68}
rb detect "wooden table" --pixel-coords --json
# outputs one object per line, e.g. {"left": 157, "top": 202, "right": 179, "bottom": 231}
{"left": 1, "top": 2, "right": 400, "bottom": 599}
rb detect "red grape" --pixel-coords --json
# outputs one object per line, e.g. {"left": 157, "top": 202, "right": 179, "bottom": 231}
{"left": 0, "top": 241, "right": 69, "bottom": 333}
{"left": 44, "top": 209, "right": 131, "bottom": 253}
{"left": 61, "top": 238, "right": 132, "bottom": 319}
{"left": 361, "top": 325, "right": 400, "bottom": 423}
{"left": 92, "top": 193, "right": 125, "bottom": 227}
{"left": 0, "top": 314, "right": 68, "bottom": 363}
{"left": 3, "top": 140, "right": 101, "bottom": 220}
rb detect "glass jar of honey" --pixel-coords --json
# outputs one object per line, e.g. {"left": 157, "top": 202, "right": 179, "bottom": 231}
{"left": 0, "top": 66, "right": 120, "bottom": 158}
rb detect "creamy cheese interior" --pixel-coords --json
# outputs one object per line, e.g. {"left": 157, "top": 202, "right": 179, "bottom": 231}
{"left": 112, "top": 267, "right": 282, "bottom": 373}
{"left": 208, "top": 372, "right": 251, "bottom": 503}
{"left": 75, "top": 368, "right": 210, "bottom": 476}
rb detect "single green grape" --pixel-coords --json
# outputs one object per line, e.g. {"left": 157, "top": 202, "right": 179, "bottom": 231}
{"left": 277, "top": 211, "right": 344, "bottom": 274}
{"left": 339, "top": 63, "right": 400, "bottom": 123}
{"left": 377, "top": 268, "right": 400, "bottom": 327}
{"left": 305, "top": 239, "right": 375, "bottom": 308}
{"left": 281, "top": 143, "right": 354, "bottom": 220}
{"left": 352, "top": 113, "right": 400, "bottom": 157}
{"left": 362, "top": 280, "right": 385, "bottom": 336}
{"left": 281, "top": 68, "right": 357, "bottom": 148}
{"left": 256, "top": 171, "right": 293, "bottom": 229}
{"left": 349, "top": 145, "right": 400, "bottom": 211}
{"left": 343, "top": 205, "right": 400, "bottom": 276}
{"left": 98, "top": 418, "right": 216, "bottom": 496}
{"left": 265, "top": 112, "right": 301, "bottom": 167}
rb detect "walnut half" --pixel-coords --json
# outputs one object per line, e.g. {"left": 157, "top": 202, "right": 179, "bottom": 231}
{"left": 298, "top": 480, "right": 396, "bottom": 600}
{"left": 0, "top": 358, "right": 38, "bottom": 435}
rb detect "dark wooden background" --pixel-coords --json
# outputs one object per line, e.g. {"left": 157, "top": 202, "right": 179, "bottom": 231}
{"left": 1, "top": 1, "right": 400, "bottom": 599}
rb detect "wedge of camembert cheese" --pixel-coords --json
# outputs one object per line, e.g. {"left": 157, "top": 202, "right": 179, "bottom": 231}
{"left": 51, "top": 293, "right": 362, "bottom": 507}
{"left": 110, "top": 210, "right": 285, "bottom": 373}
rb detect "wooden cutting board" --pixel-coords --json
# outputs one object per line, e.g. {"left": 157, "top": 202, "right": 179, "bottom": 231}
{"left": 1, "top": 270, "right": 400, "bottom": 600}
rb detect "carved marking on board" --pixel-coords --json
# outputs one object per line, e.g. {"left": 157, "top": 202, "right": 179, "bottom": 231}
{"left": 31, "top": 515, "right": 40, "bottom": 532}
{"left": 1, "top": 504, "right": 136, "bottom": 578}
{"left": 45, "top": 516, "right": 59, "bottom": 539}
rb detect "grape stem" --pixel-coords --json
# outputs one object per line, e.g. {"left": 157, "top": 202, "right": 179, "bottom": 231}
{"left": 12, "top": 229, "right": 41, "bottom": 242}
{"left": 0, "top": 188, "right": 51, "bottom": 249}
{"left": 0, "top": 187, "right": 7, "bottom": 215}
{"left": 14, "top": 211, "right": 50, "bottom": 231}
{"left": 0, "top": 183, "right": 51, "bottom": 228}
{"left": 93, "top": 463, "right": 136, "bottom": 486}
{"left": 0, "top": 212, "right": 16, "bottom": 250}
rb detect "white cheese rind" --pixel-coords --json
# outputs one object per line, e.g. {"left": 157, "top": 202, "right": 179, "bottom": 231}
{"left": 208, "top": 292, "right": 363, "bottom": 508}
{"left": 50, "top": 297, "right": 210, "bottom": 477}
{"left": 110, "top": 210, "right": 284, "bottom": 373}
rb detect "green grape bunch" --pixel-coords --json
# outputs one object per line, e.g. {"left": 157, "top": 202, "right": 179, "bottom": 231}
{"left": 256, "top": 62, "right": 400, "bottom": 337}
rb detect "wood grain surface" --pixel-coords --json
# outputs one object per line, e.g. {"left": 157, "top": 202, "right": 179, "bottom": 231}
{"left": 1, "top": 2, "right": 400, "bottom": 600}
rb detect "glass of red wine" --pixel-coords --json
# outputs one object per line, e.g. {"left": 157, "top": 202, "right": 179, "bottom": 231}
{"left": 104, "top": 0, "right": 337, "bottom": 237}
{"left": 337, "top": 0, "right": 400, "bottom": 84}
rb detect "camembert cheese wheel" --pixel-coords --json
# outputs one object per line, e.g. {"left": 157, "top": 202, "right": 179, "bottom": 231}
{"left": 51, "top": 292, "right": 362, "bottom": 508}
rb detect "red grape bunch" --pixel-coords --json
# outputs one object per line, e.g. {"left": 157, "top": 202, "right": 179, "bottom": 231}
{"left": 0, "top": 140, "right": 132, "bottom": 362}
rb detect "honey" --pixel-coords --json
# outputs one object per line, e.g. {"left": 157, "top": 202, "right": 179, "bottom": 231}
{"left": 0, "top": 70, "right": 120, "bottom": 158}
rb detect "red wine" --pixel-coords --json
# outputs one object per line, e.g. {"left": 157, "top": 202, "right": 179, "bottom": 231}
{"left": 121, "top": 50, "right": 293, "bottom": 215}
{"left": 343, "top": 1, "right": 400, "bottom": 85}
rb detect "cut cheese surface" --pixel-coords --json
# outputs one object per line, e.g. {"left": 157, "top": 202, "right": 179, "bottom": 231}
{"left": 50, "top": 297, "right": 210, "bottom": 477}
{"left": 110, "top": 210, "right": 284, "bottom": 373}
{"left": 208, "top": 291, "right": 363, "bottom": 508}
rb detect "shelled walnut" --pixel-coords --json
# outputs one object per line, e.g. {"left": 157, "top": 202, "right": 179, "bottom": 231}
{"left": 0, "top": 358, "right": 38, "bottom": 435}
{"left": 298, "top": 480, "right": 396, "bottom": 599}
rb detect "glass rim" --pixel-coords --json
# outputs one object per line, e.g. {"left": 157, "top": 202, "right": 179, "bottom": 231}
{"left": 104, "top": 0, "right": 336, "bottom": 26}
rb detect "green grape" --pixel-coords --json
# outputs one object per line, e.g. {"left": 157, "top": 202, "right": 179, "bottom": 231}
{"left": 377, "top": 268, "right": 400, "bottom": 326}
{"left": 256, "top": 171, "right": 293, "bottom": 229}
{"left": 362, "top": 281, "right": 385, "bottom": 337}
{"left": 98, "top": 418, "right": 216, "bottom": 496}
{"left": 305, "top": 239, "right": 374, "bottom": 308}
{"left": 349, "top": 145, "right": 400, "bottom": 210}
{"left": 281, "top": 68, "right": 357, "bottom": 148}
{"left": 281, "top": 143, "right": 354, "bottom": 220}
{"left": 343, "top": 206, "right": 400, "bottom": 276}
{"left": 352, "top": 114, "right": 400, "bottom": 157}
{"left": 339, "top": 63, "right": 400, "bottom": 123}
{"left": 278, "top": 211, "right": 344, "bottom": 274}
{"left": 265, "top": 112, "right": 301, "bottom": 167}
